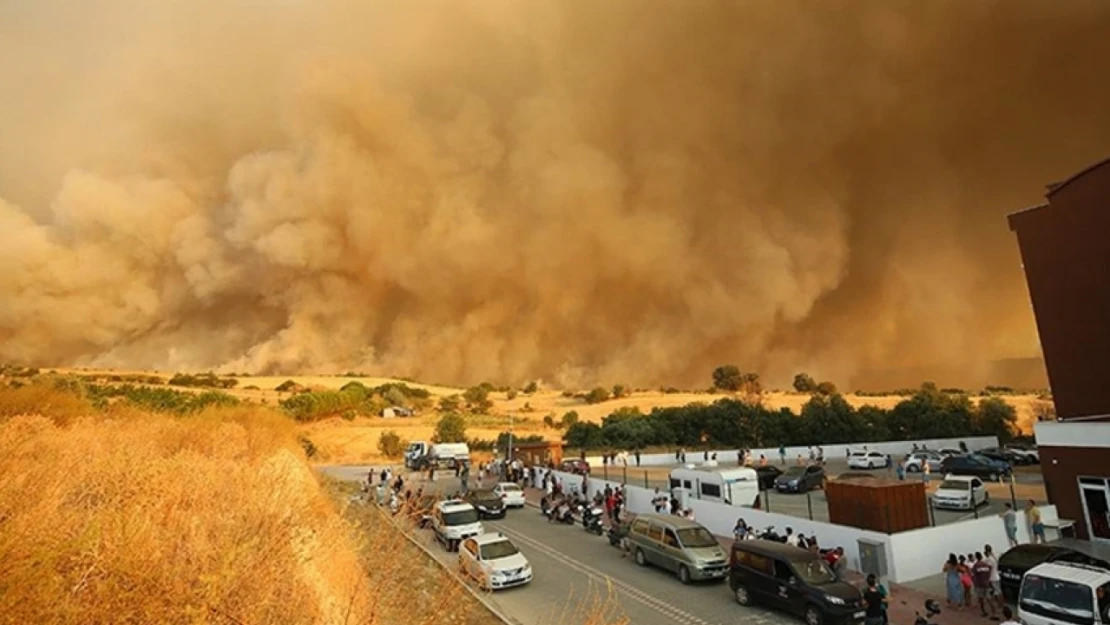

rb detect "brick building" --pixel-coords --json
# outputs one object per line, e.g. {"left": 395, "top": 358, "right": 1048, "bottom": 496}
{"left": 1007, "top": 155, "right": 1110, "bottom": 543}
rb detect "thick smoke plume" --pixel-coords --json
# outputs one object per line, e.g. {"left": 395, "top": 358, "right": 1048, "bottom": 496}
{"left": 3, "top": 0, "right": 1110, "bottom": 389}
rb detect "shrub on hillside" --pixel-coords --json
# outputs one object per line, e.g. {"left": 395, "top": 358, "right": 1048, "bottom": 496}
{"left": 584, "top": 387, "right": 611, "bottom": 404}
{"left": 433, "top": 413, "right": 468, "bottom": 443}
{"left": 168, "top": 372, "right": 237, "bottom": 389}
{"left": 377, "top": 429, "right": 407, "bottom": 458}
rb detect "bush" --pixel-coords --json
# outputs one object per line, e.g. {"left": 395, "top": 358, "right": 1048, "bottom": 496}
{"left": 560, "top": 411, "right": 579, "bottom": 429}
{"left": 792, "top": 373, "right": 817, "bottom": 393}
{"left": 438, "top": 395, "right": 461, "bottom": 413}
{"left": 523, "top": 380, "right": 539, "bottom": 394}
{"left": 506, "top": 389, "right": 519, "bottom": 400}
{"left": 712, "top": 365, "right": 742, "bottom": 391}
{"left": 168, "top": 372, "right": 237, "bottom": 389}
{"left": 815, "top": 381, "right": 838, "bottom": 396}
{"left": 433, "top": 413, "right": 468, "bottom": 443}
{"left": 612, "top": 384, "right": 628, "bottom": 399}
{"left": 275, "top": 380, "right": 299, "bottom": 392}
{"left": 377, "top": 429, "right": 407, "bottom": 458}
{"left": 542, "top": 414, "right": 556, "bottom": 428}
{"left": 585, "top": 387, "right": 611, "bottom": 404}
{"left": 463, "top": 385, "right": 493, "bottom": 414}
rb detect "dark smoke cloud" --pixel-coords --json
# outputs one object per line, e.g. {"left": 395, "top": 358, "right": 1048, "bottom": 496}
{"left": 2, "top": 0, "right": 1109, "bottom": 389}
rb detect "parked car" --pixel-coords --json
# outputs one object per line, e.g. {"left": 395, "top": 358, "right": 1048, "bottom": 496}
{"left": 755, "top": 465, "right": 784, "bottom": 490}
{"left": 998, "top": 542, "right": 1110, "bottom": 604}
{"left": 938, "top": 448, "right": 963, "bottom": 458}
{"left": 729, "top": 539, "right": 865, "bottom": 625}
{"left": 977, "top": 447, "right": 1025, "bottom": 465}
{"left": 847, "top": 450, "right": 887, "bottom": 470}
{"left": 904, "top": 451, "right": 944, "bottom": 473}
{"left": 559, "top": 459, "right": 591, "bottom": 475}
{"left": 459, "top": 532, "right": 533, "bottom": 591}
{"left": 1017, "top": 562, "right": 1110, "bottom": 625}
{"left": 940, "top": 454, "right": 1011, "bottom": 481}
{"left": 931, "top": 475, "right": 989, "bottom": 510}
{"left": 1005, "top": 444, "right": 1040, "bottom": 465}
{"left": 463, "top": 488, "right": 507, "bottom": 519}
{"left": 492, "top": 482, "right": 527, "bottom": 508}
{"left": 627, "top": 513, "right": 729, "bottom": 584}
{"left": 774, "top": 465, "right": 825, "bottom": 493}
{"left": 431, "top": 499, "right": 484, "bottom": 552}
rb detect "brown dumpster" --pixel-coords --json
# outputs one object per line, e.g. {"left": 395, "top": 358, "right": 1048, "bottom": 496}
{"left": 825, "top": 478, "right": 929, "bottom": 533}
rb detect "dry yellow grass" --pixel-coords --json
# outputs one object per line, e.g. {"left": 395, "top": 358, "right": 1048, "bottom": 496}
{"left": 0, "top": 383, "right": 628, "bottom": 625}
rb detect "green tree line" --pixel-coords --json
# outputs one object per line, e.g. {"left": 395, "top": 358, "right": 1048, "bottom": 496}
{"left": 563, "top": 383, "right": 1019, "bottom": 450}
{"left": 278, "top": 381, "right": 431, "bottom": 422}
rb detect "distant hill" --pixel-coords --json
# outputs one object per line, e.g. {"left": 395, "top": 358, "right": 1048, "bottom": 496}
{"left": 850, "top": 357, "right": 1048, "bottom": 393}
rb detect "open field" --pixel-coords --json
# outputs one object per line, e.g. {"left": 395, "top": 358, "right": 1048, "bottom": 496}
{"left": 0, "top": 385, "right": 513, "bottom": 625}
{"left": 33, "top": 368, "right": 1049, "bottom": 466}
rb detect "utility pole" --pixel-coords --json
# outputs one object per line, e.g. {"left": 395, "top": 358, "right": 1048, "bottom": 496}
{"left": 507, "top": 413, "right": 514, "bottom": 463}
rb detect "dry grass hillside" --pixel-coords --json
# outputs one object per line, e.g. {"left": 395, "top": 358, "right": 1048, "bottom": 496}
{"left": 38, "top": 368, "right": 1048, "bottom": 466}
{"left": 0, "top": 383, "right": 521, "bottom": 625}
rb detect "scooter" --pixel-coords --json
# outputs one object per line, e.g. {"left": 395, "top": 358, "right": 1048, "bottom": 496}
{"left": 580, "top": 505, "right": 605, "bottom": 535}
{"left": 756, "top": 526, "right": 785, "bottom": 542}
{"left": 607, "top": 523, "right": 627, "bottom": 547}
{"left": 913, "top": 599, "right": 941, "bottom": 625}
{"left": 548, "top": 503, "right": 575, "bottom": 524}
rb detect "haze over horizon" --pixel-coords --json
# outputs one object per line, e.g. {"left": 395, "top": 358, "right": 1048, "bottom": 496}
{"left": 2, "top": 0, "right": 1108, "bottom": 390}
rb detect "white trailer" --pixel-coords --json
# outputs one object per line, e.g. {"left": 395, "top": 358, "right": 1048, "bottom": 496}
{"left": 669, "top": 466, "right": 761, "bottom": 509}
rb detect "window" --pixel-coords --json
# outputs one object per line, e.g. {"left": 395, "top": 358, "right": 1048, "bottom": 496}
{"left": 480, "top": 540, "right": 520, "bottom": 560}
{"left": 443, "top": 509, "right": 480, "bottom": 525}
{"left": 669, "top": 478, "right": 680, "bottom": 489}
{"left": 939, "top": 480, "right": 971, "bottom": 491}
{"left": 745, "top": 553, "right": 773, "bottom": 575}
{"left": 773, "top": 560, "right": 794, "bottom": 582}
{"left": 663, "top": 529, "right": 679, "bottom": 547}
{"left": 701, "top": 483, "right": 722, "bottom": 498}
{"left": 647, "top": 523, "right": 664, "bottom": 541}
{"left": 1019, "top": 574, "right": 1095, "bottom": 625}
{"left": 793, "top": 558, "right": 837, "bottom": 584}
{"left": 684, "top": 480, "right": 693, "bottom": 489}
{"left": 632, "top": 519, "right": 650, "bottom": 535}
{"left": 971, "top": 479, "right": 983, "bottom": 488}
{"left": 676, "top": 527, "right": 718, "bottom": 548}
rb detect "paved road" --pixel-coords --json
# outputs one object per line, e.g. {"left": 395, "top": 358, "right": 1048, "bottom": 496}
{"left": 322, "top": 465, "right": 796, "bottom": 625}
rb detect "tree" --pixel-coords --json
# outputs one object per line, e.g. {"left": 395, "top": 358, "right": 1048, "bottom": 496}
{"left": 793, "top": 373, "right": 817, "bottom": 393}
{"left": 438, "top": 394, "right": 461, "bottom": 412}
{"left": 384, "top": 386, "right": 409, "bottom": 408}
{"left": 377, "top": 430, "right": 406, "bottom": 458}
{"left": 974, "top": 397, "right": 1018, "bottom": 442}
{"left": 585, "top": 387, "right": 611, "bottom": 404}
{"left": 506, "top": 389, "right": 518, "bottom": 400}
{"left": 463, "top": 385, "right": 493, "bottom": 414}
{"left": 712, "top": 365, "right": 743, "bottom": 391}
{"left": 612, "top": 384, "right": 628, "bottom": 399}
{"left": 542, "top": 414, "right": 556, "bottom": 428}
{"left": 523, "top": 380, "right": 539, "bottom": 394}
{"left": 433, "top": 413, "right": 468, "bottom": 443}
{"left": 815, "top": 381, "right": 838, "bottom": 396}
{"left": 561, "top": 410, "right": 579, "bottom": 429}
{"left": 563, "top": 422, "right": 605, "bottom": 449}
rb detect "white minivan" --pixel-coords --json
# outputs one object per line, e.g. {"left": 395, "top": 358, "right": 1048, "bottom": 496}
{"left": 1018, "top": 562, "right": 1110, "bottom": 625}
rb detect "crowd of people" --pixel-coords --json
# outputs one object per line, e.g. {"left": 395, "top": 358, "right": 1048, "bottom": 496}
{"left": 942, "top": 545, "right": 1007, "bottom": 620}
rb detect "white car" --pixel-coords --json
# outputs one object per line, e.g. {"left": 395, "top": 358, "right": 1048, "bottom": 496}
{"left": 1005, "top": 445, "right": 1040, "bottom": 465}
{"left": 432, "top": 499, "right": 484, "bottom": 552}
{"left": 904, "top": 451, "right": 944, "bottom": 473}
{"left": 847, "top": 450, "right": 887, "bottom": 469}
{"left": 459, "top": 532, "right": 533, "bottom": 591}
{"left": 492, "top": 482, "right": 527, "bottom": 508}
{"left": 931, "top": 474, "right": 989, "bottom": 510}
{"left": 937, "top": 448, "right": 963, "bottom": 458}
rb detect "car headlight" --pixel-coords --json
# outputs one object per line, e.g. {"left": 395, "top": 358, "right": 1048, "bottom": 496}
{"left": 825, "top": 595, "right": 846, "bottom": 605}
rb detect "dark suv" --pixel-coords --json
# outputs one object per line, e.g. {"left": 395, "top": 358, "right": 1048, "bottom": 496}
{"left": 730, "top": 539, "right": 864, "bottom": 625}
{"left": 774, "top": 465, "right": 826, "bottom": 493}
{"left": 939, "top": 454, "right": 1011, "bottom": 480}
{"left": 998, "top": 542, "right": 1110, "bottom": 604}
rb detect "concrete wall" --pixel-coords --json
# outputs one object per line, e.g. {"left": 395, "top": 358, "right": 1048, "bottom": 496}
{"left": 585, "top": 436, "right": 999, "bottom": 467}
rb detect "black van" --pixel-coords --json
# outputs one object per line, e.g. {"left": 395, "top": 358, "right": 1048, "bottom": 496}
{"left": 730, "top": 539, "right": 865, "bottom": 625}
{"left": 998, "top": 542, "right": 1110, "bottom": 604}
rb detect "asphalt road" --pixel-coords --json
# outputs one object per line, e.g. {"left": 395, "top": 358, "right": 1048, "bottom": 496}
{"left": 321, "top": 465, "right": 798, "bottom": 625}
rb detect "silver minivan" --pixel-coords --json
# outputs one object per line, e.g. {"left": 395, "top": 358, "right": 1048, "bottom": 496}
{"left": 626, "top": 513, "right": 728, "bottom": 584}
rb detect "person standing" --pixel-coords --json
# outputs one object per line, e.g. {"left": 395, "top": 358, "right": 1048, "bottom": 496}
{"left": 943, "top": 554, "right": 963, "bottom": 610}
{"left": 863, "top": 574, "right": 887, "bottom": 625}
{"left": 1027, "top": 500, "right": 1046, "bottom": 544}
{"left": 972, "top": 552, "right": 998, "bottom": 620}
{"left": 984, "top": 544, "right": 1004, "bottom": 612}
{"left": 779, "top": 445, "right": 786, "bottom": 465}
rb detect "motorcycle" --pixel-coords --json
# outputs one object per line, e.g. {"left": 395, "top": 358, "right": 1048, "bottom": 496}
{"left": 607, "top": 523, "right": 628, "bottom": 548}
{"left": 914, "top": 599, "right": 941, "bottom": 625}
{"left": 547, "top": 503, "right": 575, "bottom": 524}
{"left": 756, "top": 526, "right": 785, "bottom": 542}
{"left": 580, "top": 505, "right": 605, "bottom": 535}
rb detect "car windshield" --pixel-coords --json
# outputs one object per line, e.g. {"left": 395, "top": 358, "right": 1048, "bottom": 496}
{"left": 783, "top": 467, "right": 806, "bottom": 477}
{"left": 470, "top": 491, "right": 500, "bottom": 503}
{"left": 444, "top": 509, "right": 480, "bottom": 525}
{"left": 480, "top": 540, "right": 520, "bottom": 560}
{"left": 1020, "top": 575, "right": 1095, "bottom": 625}
{"left": 676, "top": 527, "right": 719, "bottom": 548}
{"left": 793, "top": 559, "right": 838, "bottom": 585}
{"left": 939, "top": 480, "right": 970, "bottom": 491}
{"left": 500, "top": 484, "right": 522, "bottom": 492}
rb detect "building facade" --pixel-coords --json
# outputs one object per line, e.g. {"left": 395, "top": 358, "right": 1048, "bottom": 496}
{"left": 1008, "top": 155, "right": 1110, "bottom": 543}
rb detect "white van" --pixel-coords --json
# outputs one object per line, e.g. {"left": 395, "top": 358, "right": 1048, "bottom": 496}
{"left": 669, "top": 467, "right": 760, "bottom": 508}
{"left": 1018, "top": 562, "right": 1110, "bottom": 625}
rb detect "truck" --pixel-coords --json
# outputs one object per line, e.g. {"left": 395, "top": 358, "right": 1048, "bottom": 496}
{"left": 405, "top": 441, "right": 471, "bottom": 471}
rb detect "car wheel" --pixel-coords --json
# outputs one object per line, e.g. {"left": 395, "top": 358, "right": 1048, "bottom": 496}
{"left": 989, "top": 473, "right": 998, "bottom": 482}
{"left": 634, "top": 548, "right": 647, "bottom": 566}
{"left": 678, "top": 565, "right": 692, "bottom": 584}
{"left": 907, "top": 464, "right": 920, "bottom": 473}
{"left": 805, "top": 605, "right": 824, "bottom": 625}
{"left": 734, "top": 583, "right": 752, "bottom": 606}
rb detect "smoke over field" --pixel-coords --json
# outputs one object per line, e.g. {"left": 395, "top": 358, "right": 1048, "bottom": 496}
{"left": 2, "top": 0, "right": 1109, "bottom": 388}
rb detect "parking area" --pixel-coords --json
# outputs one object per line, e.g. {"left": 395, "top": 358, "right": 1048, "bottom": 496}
{"left": 589, "top": 458, "right": 1047, "bottom": 526}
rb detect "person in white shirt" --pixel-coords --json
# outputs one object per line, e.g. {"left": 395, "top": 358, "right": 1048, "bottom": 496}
{"left": 683, "top": 508, "right": 696, "bottom": 521}
{"left": 784, "top": 527, "right": 800, "bottom": 546}
{"left": 984, "top": 544, "right": 1003, "bottom": 611}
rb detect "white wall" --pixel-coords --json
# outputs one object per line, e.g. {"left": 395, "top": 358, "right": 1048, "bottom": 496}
{"left": 534, "top": 468, "right": 896, "bottom": 579}
{"left": 585, "top": 436, "right": 999, "bottom": 467}
{"left": 887, "top": 507, "right": 1056, "bottom": 583}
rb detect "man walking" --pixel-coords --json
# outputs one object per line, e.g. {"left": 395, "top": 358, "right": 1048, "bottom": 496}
{"left": 972, "top": 552, "right": 998, "bottom": 620}
{"left": 1000, "top": 504, "right": 1019, "bottom": 547}
{"left": 863, "top": 574, "right": 886, "bottom": 625}
{"left": 984, "top": 545, "right": 1004, "bottom": 612}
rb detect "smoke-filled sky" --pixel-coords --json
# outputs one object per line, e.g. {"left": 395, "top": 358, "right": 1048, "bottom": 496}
{"left": 2, "top": 0, "right": 1110, "bottom": 389}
